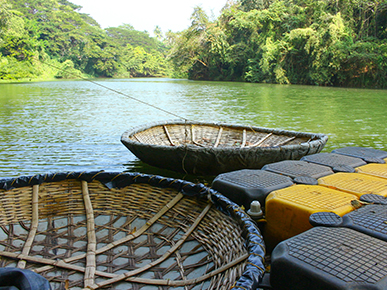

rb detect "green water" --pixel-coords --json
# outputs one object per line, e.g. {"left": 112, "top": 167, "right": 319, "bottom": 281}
{"left": 0, "top": 78, "right": 386, "bottom": 179}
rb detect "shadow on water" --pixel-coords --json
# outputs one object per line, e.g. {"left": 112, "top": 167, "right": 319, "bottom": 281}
{"left": 123, "top": 159, "right": 216, "bottom": 185}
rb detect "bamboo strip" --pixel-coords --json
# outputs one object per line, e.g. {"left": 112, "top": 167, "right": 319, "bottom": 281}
{"left": 82, "top": 180, "right": 97, "bottom": 288}
{"left": 133, "top": 135, "right": 142, "bottom": 143}
{"left": 274, "top": 136, "right": 296, "bottom": 146}
{"left": 34, "top": 193, "right": 184, "bottom": 274}
{"left": 0, "top": 248, "right": 249, "bottom": 286}
{"left": 191, "top": 125, "right": 195, "bottom": 143}
{"left": 122, "top": 253, "right": 249, "bottom": 286}
{"left": 17, "top": 184, "right": 39, "bottom": 269}
{"left": 241, "top": 129, "right": 247, "bottom": 148}
{"left": 183, "top": 123, "right": 190, "bottom": 145}
{"left": 91, "top": 203, "right": 213, "bottom": 289}
{"left": 163, "top": 125, "right": 175, "bottom": 146}
{"left": 192, "top": 141, "right": 206, "bottom": 147}
{"left": 91, "top": 192, "right": 184, "bottom": 255}
{"left": 171, "top": 239, "right": 187, "bottom": 287}
{"left": 190, "top": 125, "right": 205, "bottom": 147}
{"left": 247, "top": 133, "right": 273, "bottom": 148}
{"left": 0, "top": 251, "right": 116, "bottom": 278}
{"left": 213, "top": 127, "right": 223, "bottom": 148}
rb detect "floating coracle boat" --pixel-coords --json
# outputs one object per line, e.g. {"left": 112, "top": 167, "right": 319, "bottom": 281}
{"left": 121, "top": 120, "right": 328, "bottom": 175}
{"left": 0, "top": 171, "right": 265, "bottom": 290}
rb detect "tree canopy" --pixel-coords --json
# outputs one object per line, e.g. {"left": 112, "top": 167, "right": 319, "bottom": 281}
{"left": 1, "top": 0, "right": 387, "bottom": 88}
{"left": 0, "top": 0, "right": 170, "bottom": 80}
{"left": 168, "top": 0, "right": 387, "bottom": 88}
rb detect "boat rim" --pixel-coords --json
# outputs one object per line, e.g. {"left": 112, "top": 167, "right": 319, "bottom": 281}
{"left": 121, "top": 119, "right": 329, "bottom": 150}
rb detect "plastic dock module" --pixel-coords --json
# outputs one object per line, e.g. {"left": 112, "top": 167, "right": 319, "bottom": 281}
{"left": 332, "top": 147, "right": 387, "bottom": 164}
{"left": 264, "top": 185, "right": 357, "bottom": 248}
{"left": 318, "top": 172, "right": 387, "bottom": 197}
{"left": 211, "top": 169, "right": 293, "bottom": 209}
{"left": 360, "top": 193, "right": 387, "bottom": 205}
{"left": 301, "top": 152, "right": 367, "bottom": 173}
{"left": 309, "top": 202, "right": 387, "bottom": 242}
{"left": 355, "top": 163, "right": 387, "bottom": 179}
{"left": 270, "top": 227, "right": 387, "bottom": 290}
{"left": 262, "top": 160, "right": 334, "bottom": 185}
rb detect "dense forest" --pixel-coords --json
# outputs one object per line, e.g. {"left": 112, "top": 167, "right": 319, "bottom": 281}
{"left": 0, "top": 0, "right": 171, "bottom": 80}
{"left": 1, "top": 0, "right": 387, "bottom": 88}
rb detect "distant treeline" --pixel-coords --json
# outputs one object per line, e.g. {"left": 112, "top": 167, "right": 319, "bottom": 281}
{"left": 170, "top": 0, "right": 387, "bottom": 88}
{"left": 0, "top": 0, "right": 172, "bottom": 80}
{"left": 1, "top": 0, "right": 387, "bottom": 88}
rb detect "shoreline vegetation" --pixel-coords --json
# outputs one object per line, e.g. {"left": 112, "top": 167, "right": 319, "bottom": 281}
{"left": 1, "top": 0, "right": 387, "bottom": 88}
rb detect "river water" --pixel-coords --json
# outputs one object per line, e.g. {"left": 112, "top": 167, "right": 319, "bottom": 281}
{"left": 1, "top": 78, "right": 386, "bottom": 181}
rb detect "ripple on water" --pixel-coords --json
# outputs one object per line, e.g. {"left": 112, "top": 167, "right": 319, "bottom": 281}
{"left": 0, "top": 79, "right": 386, "bottom": 178}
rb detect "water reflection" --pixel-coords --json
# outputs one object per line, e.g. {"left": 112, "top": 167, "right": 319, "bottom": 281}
{"left": 0, "top": 79, "right": 386, "bottom": 179}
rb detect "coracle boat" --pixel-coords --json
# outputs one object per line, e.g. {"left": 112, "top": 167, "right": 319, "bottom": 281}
{"left": 121, "top": 120, "right": 328, "bottom": 175}
{"left": 0, "top": 171, "right": 265, "bottom": 290}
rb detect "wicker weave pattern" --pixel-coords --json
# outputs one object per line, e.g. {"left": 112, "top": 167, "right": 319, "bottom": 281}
{"left": 121, "top": 120, "right": 328, "bottom": 175}
{"left": 130, "top": 123, "right": 310, "bottom": 148}
{"left": 134, "top": 125, "right": 170, "bottom": 147}
{"left": 0, "top": 179, "right": 249, "bottom": 290}
{"left": 0, "top": 187, "right": 34, "bottom": 224}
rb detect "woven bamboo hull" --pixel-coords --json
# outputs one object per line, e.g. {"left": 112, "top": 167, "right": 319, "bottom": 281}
{"left": 0, "top": 172, "right": 265, "bottom": 290}
{"left": 121, "top": 120, "right": 328, "bottom": 175}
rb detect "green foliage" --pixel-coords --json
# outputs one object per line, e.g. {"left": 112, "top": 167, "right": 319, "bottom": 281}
{"left": 3, "top": 0, "right": 387, "bottom": 87}
{"left": 239, "top": 0, "right": 274, "bottom": 11}
{"left": 167, "top": 7, "right": 210, "bottom": 79}
{"left": 105, "top": 24, "right": 164, "bottom": 53}
{"left": 0, "top": 0, "right": 171, "bottom": 81}
{"left": 55, "top": 59, "right": 82, "bottom": 78}
{"left": 0, "top": 56, "right": 37, "bottom": 79}
{"left": 0, "top": 0, "right": 12, "bottom": 34}
{"left": 168, "top": 0, "right": 387, "bottom": 88}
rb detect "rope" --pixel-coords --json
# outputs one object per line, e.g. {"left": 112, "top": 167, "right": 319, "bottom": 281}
{"left": 42, "top": 61, "right": 200, "bottom": 176}
{"left": 41, "top": 61, "right": 189, "bottom": 121}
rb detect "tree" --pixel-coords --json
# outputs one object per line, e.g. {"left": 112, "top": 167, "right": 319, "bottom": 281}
{"left": 105, "top": 24, "right": 161, "bottom": 52}
{"left": 168, "top": 6, "right": 212, "bottom": 79}
{"left": 154, "top": 25, "right": 163, "bottom": 40}
{"left": 0, "top": 0, "right": 11, "bottom": 34}
{"left": 0, "top": 0, "right": 43, "bottom": 79}
{"left": 167, "top": 0, "right": 387, "bottom": 87}
{"left": 1, "top": 0, "right": 174, "bottom": 80}
{"left": 239, "top": 0, "right": 274, "bottom": 11}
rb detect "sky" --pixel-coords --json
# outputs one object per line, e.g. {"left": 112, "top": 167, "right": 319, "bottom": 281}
{"left": 71, "top": 0, "right": 228, "bottom": 35}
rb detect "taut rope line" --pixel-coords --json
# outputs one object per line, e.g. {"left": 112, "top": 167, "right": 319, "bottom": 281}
{"left": 42, "top": 61, "right": 188, "bottom": 121}
{"left": 42, "top": 61, "right": 193, "bottom": 174}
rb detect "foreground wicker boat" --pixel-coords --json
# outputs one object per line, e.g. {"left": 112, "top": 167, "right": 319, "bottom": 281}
{"left": 121, "top": 120, "right": 328, "bottom": 175}
{"left": 0, "top": 172, "right": 265, "bottom": 290}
